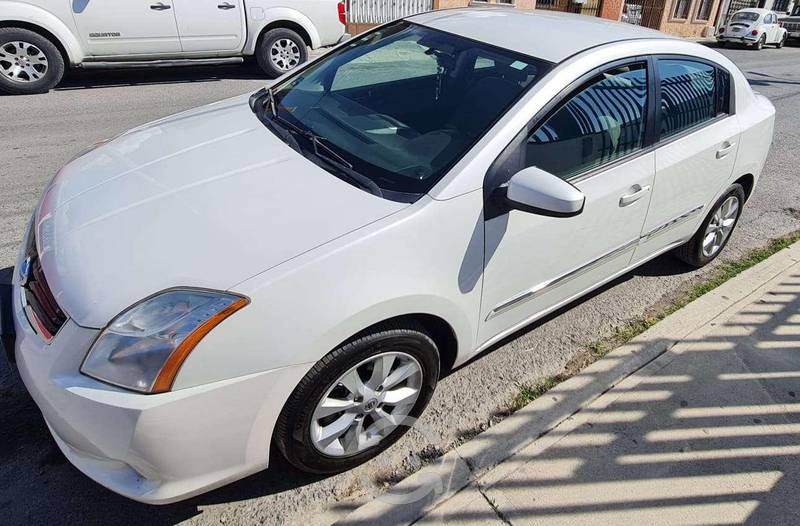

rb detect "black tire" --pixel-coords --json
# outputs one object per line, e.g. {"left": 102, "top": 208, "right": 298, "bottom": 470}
{"left": 274, "top": 320, "right": 440, "bottom": 474}
{"left": 777, "top": 34, "right": 787, "bottom": 49}
{"left": 755, "top": 34, "right": 766, "bottom": 50}
{"left": 717, "top": 41, "right": 727, "bottom": 48}
{"left": 255, "top": 28, "right": 308, "bottom": 79}
{"left": 0, "top": 28, "right": 65, "bottom": 95}
{"left": 674, "top": 183, "right": 745, "bottom": 268}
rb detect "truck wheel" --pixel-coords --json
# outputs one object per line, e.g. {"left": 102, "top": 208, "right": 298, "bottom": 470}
{"left": 256, "top": 28, "right": 308, "bottom": 79}
{"left": 0, "top": 28, "right": 65, "bottom": 95}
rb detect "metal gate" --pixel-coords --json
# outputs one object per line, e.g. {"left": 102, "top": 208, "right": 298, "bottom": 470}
{"left": 724, "top": 0, "right": 759, "bottom": 22}
{"left": 346, "top": 0, "right": 433, "bottom": 24}
{"left": 536, "top": 0, "right": 603, "bottom": 17}
{"left": 621, "top": 0, "right": 664, "bottom": 28}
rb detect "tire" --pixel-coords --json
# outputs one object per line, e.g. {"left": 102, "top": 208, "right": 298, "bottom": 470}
{"left": 674, "top": 183, "right": 745, "bottom": 268}
{"left": 274, "top": 320, "right": 440, "bottom": 474}
{"left": 777, "top": 34, "right": 787, "bottom": 49}
{"left": 255, "top": 28, "right": 308, "bottom": 79}
{"left": 755, "top": 34, "right": 766, "bottom": 50}
{"left": 718, "top": 41, "right": 727, "bottom": 48}
{"left": 0, "top": 28, "right": 65, "bottom": 95}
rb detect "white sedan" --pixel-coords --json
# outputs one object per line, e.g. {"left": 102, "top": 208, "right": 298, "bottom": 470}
{"left": 717, "top": 8, "right": 788, "bottom": 49}
{"left": 2, "top": 9, "right": 775, "bottom": 504}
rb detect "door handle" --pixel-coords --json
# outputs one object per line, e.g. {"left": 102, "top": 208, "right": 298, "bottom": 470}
{"left": 716, "top": 141, "right": 736, "bottom": 159}
{"left": 150, "top": 2, "right": 171, "bottom": 10}
{"left": 218, "top": 2, "right": 236, "bottom": 9}
{"left": 619, "top": 184, "right": 651, "bottom": 207}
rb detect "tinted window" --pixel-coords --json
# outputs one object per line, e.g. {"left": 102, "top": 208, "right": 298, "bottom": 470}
{"left": 525, "top": 63, "right": 648, "bottom": 180}
{"left": 716, "top": 68, "right": 732, "bottom": 115}
{"left": 659, "top": 60, "right": 716, "bottom": 138}
{"left": 265, "top": 22, "right": 549, "bottom": 198}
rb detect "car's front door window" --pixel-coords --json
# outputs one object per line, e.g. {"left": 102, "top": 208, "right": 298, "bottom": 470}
{"left": 525, "top": 63, "right": 648, "bottom": 180}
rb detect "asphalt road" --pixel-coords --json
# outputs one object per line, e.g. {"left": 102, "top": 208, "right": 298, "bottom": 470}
{"left": 1, "top": 44, "right": 800, "bottom": 526}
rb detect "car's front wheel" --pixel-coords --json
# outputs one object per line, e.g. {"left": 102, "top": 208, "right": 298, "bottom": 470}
{"left": 274, "top": 321, "right": 440, "bottom": 474}
{"left": 674, "top": 183, "right": 745, "bottom": 268}
{"left": 256, "top": 28, "right": 308, "bottom": 79}
{"left": 0, "top": 28, "right": 65, "bottom": 95}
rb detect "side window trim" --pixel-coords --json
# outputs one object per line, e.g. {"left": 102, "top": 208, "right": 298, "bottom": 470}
{"left": 484, "top": 56, "right": 653, "bottom": 219}
{"left": 651, "top": 54, "right": 736, "bottom": 147}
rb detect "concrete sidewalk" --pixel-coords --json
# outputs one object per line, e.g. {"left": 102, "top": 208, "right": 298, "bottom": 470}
{"left": 417, "top": 253, "right": 800, "bottom": 525}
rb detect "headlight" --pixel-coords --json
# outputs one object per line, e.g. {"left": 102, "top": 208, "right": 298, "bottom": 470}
{"left": 81, "top": 289, "right": 248, "bottom": 393}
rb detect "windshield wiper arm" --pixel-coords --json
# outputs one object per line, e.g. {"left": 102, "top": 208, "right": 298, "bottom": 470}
{"left": 249, "top": 88, "right": 382, "bottom": 198}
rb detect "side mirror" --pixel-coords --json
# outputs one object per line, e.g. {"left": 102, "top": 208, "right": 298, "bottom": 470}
{"left": 505, "top": 166, "right": 585, "bottom": 217}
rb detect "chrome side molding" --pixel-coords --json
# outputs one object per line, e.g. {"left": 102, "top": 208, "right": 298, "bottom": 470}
{"left": 487, "top": 205, "right": 705, "bottom": 321}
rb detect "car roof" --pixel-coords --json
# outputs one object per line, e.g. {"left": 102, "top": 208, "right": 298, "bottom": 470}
{"left": 408, "top": 8, "right": 675, "bottom": 63}
{"left": 735, "top": 8, "right": 770, "bottom": 15}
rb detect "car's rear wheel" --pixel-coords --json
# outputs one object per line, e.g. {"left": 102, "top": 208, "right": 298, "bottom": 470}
{"left": 717, "top": 40, "right": 727, "bottom": 48}
{"left": 0, "top": 28, "right": 65, "bottom": 95}
{"left": 674, "top": 183, "right": 745, "bottom": 268}
{"left": 755, "top": 34, "right": 766, "bottom": 50}
{"left": 256, "top": 28, "right": 308, "bottom": 79}
{"left": 777, "top": 34, "right": 787, "bottom": 48}
{"left": 274, "top": 321, "right": 440, "bottom": 474}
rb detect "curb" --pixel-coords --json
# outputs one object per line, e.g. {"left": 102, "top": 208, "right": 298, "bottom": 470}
{"left": 336, "top": 240, "right": 800, "bottom": 526}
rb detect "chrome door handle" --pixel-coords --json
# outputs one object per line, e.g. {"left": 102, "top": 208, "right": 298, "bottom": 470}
{"left": 619, "top": 184, "right": 651, "bottom": 207}
{"left": 218, "top": 2, "right": 236, "bottom": 9}
{"left": 716, "top": 141, "right": 736, "bottom": 159}
{"left": 150, "top": 2, "right": 171, "bottom": 10}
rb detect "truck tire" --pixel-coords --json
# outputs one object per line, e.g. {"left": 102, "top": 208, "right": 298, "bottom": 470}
{"left": 0, "top": 28, "right": 65, "bottom": 95}
{"left": 256, "top": 28, "right": 308, "bottom": 79}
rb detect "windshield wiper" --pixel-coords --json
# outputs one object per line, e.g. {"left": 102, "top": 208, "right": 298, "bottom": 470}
{"left": 249, "top": 88, "right": 383, "bottom": 198}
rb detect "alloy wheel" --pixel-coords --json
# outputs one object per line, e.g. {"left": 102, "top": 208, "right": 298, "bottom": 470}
{"left": 702, "top": 195, "right": 739, "bottom": 258}
{"left": 310, "top": 351, "right": 423, "bottom": 457}
{"left": 0, "top": 41, "right": 48, "bottom": 83}
{"left": 269, "top": 38, "right": 301, "bottom": 72}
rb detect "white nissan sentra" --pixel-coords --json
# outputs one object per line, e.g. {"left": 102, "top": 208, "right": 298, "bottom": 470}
{"left": 3, "top": 9, "right": 775, "bottom": 503}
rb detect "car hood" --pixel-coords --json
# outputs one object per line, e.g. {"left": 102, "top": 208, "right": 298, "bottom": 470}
{"left": 35, "top": 94, "right": 408, "bottom": 328}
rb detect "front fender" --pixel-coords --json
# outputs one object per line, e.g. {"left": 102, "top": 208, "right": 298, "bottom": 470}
{"left": 244, "top": 6, "right": 322, "bottom": 53}
{"left": 0, "top": 1, "right": 84, "bottom": 64}
{"left": 173, "top": 193, "right": 486, "bottom": 390}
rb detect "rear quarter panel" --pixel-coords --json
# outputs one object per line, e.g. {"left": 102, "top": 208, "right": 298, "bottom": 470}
{"left": 243, "top": 0, "right": 345, "bottom": 52}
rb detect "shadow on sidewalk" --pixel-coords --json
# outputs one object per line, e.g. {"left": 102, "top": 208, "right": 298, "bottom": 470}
{"left": 394, "top": 273, "right": 800, "bottom": 525}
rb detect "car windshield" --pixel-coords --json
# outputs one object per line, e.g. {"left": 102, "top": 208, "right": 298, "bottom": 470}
{"left": 731, "top": 12, "right": 760, "bottom": 22}
{"left": 257, "top": 21, "right": 550, "bottom": 201}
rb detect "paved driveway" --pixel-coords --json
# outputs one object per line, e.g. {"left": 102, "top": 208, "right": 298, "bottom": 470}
{"left": 1, "top": 44, "right": 800, "bottom": 526}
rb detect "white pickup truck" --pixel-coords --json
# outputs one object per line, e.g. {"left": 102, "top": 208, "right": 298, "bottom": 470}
{"left": 0, "top": 0, "right": 348, "bottom": 94}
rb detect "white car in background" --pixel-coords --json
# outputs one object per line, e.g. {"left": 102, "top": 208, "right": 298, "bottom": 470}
{"left": 2, "top": 9, "right": 775, "bottom": 504}
{"left": 717, "top": 8, "right": 788, "bottom": 49}
{"left": 0, "top": 0, "right": 348, "bottom": 94}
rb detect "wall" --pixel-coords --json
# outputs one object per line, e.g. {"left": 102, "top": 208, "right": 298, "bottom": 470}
{"left": 658, "top": 0, "right": 721, "bottom": 37}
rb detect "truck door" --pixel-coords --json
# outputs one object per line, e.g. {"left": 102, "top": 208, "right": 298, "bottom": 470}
{"left": 71, "top": 0, "right": 181, "bottom": 56}
{"left": 171, "top": 0, "right": 245, "bottom": 53}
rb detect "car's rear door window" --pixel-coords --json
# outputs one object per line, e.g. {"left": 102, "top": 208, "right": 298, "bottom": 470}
{"left": 658, "top": 59, "right": 717, "bottom": 139}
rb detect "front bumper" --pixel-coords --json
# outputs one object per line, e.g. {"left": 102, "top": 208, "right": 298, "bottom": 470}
{"left": 11, "top": 277, "right": 309, "bottom": 504}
